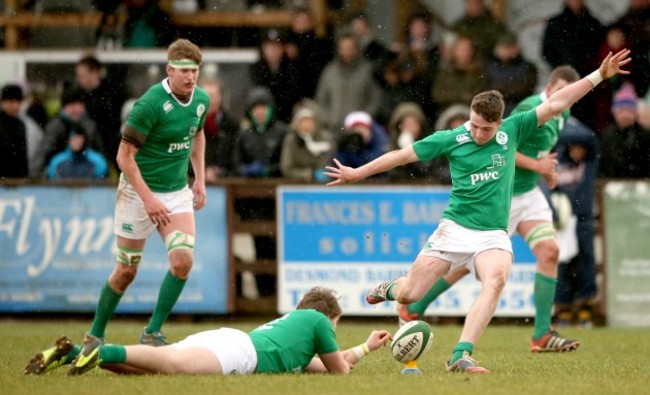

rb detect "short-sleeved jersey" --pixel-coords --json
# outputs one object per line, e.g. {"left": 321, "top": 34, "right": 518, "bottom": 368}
{"left": 248, "top": 309, "right": 339, "bottom": 374}
{"left": 126, "top": 79, "right": 209, "bottom": 192}
{"left": 413, "top": 110, "right": 538, "bottom": 231}
{"left": 511, "top": 92, "right": 570, "bottom": 195}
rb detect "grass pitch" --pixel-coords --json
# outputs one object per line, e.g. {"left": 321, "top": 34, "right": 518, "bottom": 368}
{"left": 2, "top": 317, "right": 648, "bottom": 395}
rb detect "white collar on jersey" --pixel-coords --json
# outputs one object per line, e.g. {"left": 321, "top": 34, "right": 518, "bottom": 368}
{"left": 162, "top": 78, "right": 194, "bottom": 107}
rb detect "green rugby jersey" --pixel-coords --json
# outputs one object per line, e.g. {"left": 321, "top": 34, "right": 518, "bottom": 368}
{"left": 125, "top": 79, "right": 209, "bottom": 192}
{"left": 413, "top": 109, "right": 538, "bottom": 231}
{"left": 249, "top": 309, "right": 339, "bottom": 374}
{"left": 511, "top": 92, "right": 570, "bottom": 195}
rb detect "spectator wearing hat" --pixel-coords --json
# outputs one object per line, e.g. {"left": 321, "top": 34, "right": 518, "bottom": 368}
{"left": 333, "top": 111, "right": 388, "bottom": 173}
{"left": 386, "top": 102, "right": 434, "bottom": 181}
{"left": 485, "top": 31, "right": 538, "bottom": 117}
{"left": 0, "top": 84, "right": 29, "bottom": 178}
{"left": 47, "top": 127, "right": 108, "bottom": 180}
{"left": 250, "top": 28, "right": 302, "bottom": 123}
{"left": 33, "top": 88, "right": 104, "bottom": 176}
{"left": 280, "top": 100, "right": 335, "bottom": 182}
{"left": 599, "top": 82, "right": 650, "bottom": 178}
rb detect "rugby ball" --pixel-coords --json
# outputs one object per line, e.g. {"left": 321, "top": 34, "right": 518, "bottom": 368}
{"left": 391, "top": 320, "right": 433, "bottom": 363}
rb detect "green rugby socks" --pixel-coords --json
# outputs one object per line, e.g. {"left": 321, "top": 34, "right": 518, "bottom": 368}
{"left": 533, "top": 273, "right": 557, "bottom": 339}
{"left": 450, "top": 342, "right": 474, "bottom": 365}
{"left": 99, "top": 345, "right": 127, "bottom": 364}
{"left": 90, "top": 282, "right": 123, "bottom": 339}
{"left": 408, "top": 278, "right": 452, "bottom": 316}
{"left": 146, "top": 271, "right": 187, "bottom": 333}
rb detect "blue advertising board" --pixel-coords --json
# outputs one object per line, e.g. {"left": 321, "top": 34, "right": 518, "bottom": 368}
{"left": 278, "top": 186, "right": 536, "bottom": 316}
{"left": 0, "top": 185, "right": 228, "bottom": 313}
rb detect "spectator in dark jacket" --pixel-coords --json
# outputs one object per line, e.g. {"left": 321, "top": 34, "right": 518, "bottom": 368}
{"left": 486, "top": 31, "right": 538, "bottom": 116}
{"left": 598, "top": 82, "right": 650, "bottom": 178}
{"left": 542, "top": 0, "right": 604, "bottom": 128}
{"left": 285, "top": 7, "right": 334, "bottom": 99}
{"left": 0, "top": 84, "right": 29, "bottom": 178}
{"left": 250, "top": 28, "right": 302, "bottom": 123}
{"left": 75, "top": 55, "right": 126, "bottom": 173}
{"left": 233, "top": 86, "right": 287, "bottom": 178}
{"left": 334, "top": 111, "right": 388, "bottom": 174}
{"left": 553, "top": 116, "right": 599, "bottom": 328}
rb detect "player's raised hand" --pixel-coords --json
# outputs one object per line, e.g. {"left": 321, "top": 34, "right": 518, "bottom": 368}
{"left": 599, "top": 49, "right": 632, "bottom": 80}
{"left": 324, "top": 158, "right": 360, "bottom": 186}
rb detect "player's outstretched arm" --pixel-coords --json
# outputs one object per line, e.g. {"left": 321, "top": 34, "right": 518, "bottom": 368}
{"left": 306, "top": 351, "right": 350, "bottom": 374}
{"left": 536, "top": 49, "right": 631, "bottom": 126}
{"left": 340, "top": 330, "right": 392, "bottom": 366}
{"left": 325, "top": 147, "right": 419, "bottom": 185}
{"left": 305, "top": 330, "right": 391, "bottom": 374}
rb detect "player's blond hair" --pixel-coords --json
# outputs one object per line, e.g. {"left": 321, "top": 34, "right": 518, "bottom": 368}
{"left": 167, "top": 39, "right": 202, "bottom": 65}
{"left": 296, "top": 286, "right": 343, "bottom": 319}
{"left": 470, "top": 90, "right": 505, "bottom": 122}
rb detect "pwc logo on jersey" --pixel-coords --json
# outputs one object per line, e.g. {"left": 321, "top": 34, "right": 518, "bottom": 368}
{"left": 470, "top": 153, "right": 506, "bottom": 185}
{"left": 168, "top": 137, "right": 191, "bottom": 153}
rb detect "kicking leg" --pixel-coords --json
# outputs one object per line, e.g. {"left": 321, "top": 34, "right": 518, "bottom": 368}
{"left": 401, "top": 267, "right": 470, "bottom": 323}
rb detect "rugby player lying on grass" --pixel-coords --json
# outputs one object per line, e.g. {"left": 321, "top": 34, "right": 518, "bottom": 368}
{"left": 25, "top": 286, "right": 391, "bottom": 376}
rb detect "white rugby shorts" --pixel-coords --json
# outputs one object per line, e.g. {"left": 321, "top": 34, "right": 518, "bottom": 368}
{"left": 172, "top": 328, "right": 257, "bottom": 375}
{"left": 114, "top": 174, "right": 194, "bottom": 239}
{"left": 418, "top": 219, "right": 512, "bottom": 274}
{"left": 507, "top": 186, "right": 553, "bottom": 236}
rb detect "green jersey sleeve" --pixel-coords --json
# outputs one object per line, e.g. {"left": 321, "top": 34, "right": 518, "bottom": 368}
{"left": 314, "top": 315, "right": 339, "bottom": 355}
{"left": 505, "top": 109, "right": 538, "bottom": 147}
{"left": 412, "top": 128, "right": 461, "bottom": 161}
{"left": 126, "top": 98, "right": 158, "bottom": 136}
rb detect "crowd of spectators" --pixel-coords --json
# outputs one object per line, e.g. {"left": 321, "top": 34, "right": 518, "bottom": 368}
{"left": 1, "top": 0, "right": 649, "bottom": 183}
